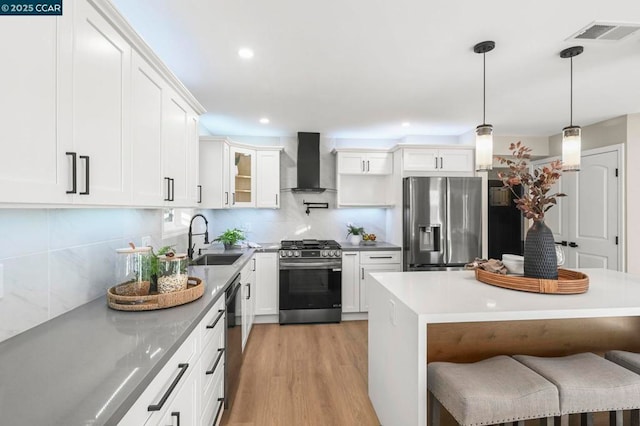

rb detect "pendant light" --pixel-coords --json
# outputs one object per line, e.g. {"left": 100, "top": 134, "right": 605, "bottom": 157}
{"left": 560, "top": 46, "right": 584, "bottom": 171}
{"left": 474, "top": 41, "right": 496, "bottom": 171}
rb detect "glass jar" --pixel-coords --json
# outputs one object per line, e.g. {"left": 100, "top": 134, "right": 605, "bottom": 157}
{"left": 157, "top": 254, "right": 189, "bottom": 293}
{"left": 115, "top": 247, "right": 152, "bottom": 297}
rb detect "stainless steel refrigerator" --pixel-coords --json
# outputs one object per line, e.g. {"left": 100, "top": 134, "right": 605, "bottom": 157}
{"left": 403, "top": 177, "right": 482, "bottom": 271}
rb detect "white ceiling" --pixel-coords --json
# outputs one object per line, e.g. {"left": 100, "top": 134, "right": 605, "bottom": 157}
{"left": 112, "top": 0, "right": 640, "bottom": 139}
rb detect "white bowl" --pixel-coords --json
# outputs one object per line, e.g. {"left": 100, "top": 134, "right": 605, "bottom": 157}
{"left": 502, "top": 254, "right": 524, "bottom": 275}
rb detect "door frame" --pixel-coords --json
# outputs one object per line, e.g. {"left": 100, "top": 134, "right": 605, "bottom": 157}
{"left": 533, "top": 144, "right": 625, "bottom": 271}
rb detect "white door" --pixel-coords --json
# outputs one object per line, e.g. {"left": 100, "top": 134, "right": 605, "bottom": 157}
{"left": 566, "top": 150, "right": 619, "bottom": 269}
{"left": 360, "top": 264, "right": 402, "bottom": 312}
{"left": 230, "top": 147, "right": 256, "bottom": 208}
{"left": 0, "top": 16, "right": 71, "bottom": 204}
{"left": 366, "top": 153, "right": 393, "bottom": 175}
{"left": 439, "top": 149, "right": 474, "bottom": 172}
{"left": 341, "top": 252, "right": 360, "bottom": 313}
{"left": 187, "top": 114, "right": 200, "bottom": 206}
{"left": 71, "top": 0, "right": 131, "bottom": 204}
{"left": 255, "top": 253, "right": 278, "bottom": 315}
{"left": 338, "top": 152, "right": 366, "bottom": 174}
{"left": 131, "top": 52, "right": 164, "bottom": 206}
{"left": 163, "top": 92, "right": 190, "bottom": 206}
{"left": 403, "top": 149, "right": 438, "bottom": 171}
{"left": 256, "top": 150, "right": 281, "bottom": 208}
{"left": 223, "top": 143, "right": 231, "bottom": 208}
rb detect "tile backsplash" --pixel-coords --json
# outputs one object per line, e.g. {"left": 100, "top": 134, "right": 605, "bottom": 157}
{"left": 0, "top": 208, "right": 175, "bottom": 343}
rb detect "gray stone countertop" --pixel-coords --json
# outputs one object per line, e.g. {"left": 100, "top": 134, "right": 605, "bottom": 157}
{"left": 0, "top": 249, "right": 255, "bottom": 426}
{"left": 338, "top": 241, "right": 401, "bottom": 251}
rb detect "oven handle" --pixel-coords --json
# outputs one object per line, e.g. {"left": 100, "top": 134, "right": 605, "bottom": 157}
{"left": 279, "top": 262, "right": 342, "bottom": 270}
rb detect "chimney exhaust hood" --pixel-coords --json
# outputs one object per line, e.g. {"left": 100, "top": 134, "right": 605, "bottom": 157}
{"left": 292, "top": 132, "right": 326, "bottom": 193}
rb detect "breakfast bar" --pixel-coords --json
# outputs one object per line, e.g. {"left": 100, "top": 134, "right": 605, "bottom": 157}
{"left": 367, "top": 269, "right": 640, "bottom": 426}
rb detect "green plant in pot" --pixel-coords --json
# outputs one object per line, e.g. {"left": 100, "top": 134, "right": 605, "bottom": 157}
{"left": 214, "top": 228, "right": 246, "bottom": 249}
{"left": 346, "top": 223, "right": 365, "bottom": 245}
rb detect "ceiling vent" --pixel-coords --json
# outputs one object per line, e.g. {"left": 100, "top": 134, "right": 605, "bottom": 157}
{"left": 569, "top": 21, "right": 640, "bottom": 41}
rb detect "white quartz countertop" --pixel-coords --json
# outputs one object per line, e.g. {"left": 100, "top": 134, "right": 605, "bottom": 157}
{"left": 370, "top": 268, "right": 640, "bottom": 323}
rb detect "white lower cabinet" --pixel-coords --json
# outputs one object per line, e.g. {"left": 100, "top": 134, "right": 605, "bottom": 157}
{"left": 241, "top": 256, "right": 256, "bottom": 351}
{"left": 119, "top": 297, "right": 226, "bottom": 426}
{"left": 255, "top": 253, "right": 278, "bottom": 316}
{"left": 342, "top": 251, "right": 401, "bottom": 313}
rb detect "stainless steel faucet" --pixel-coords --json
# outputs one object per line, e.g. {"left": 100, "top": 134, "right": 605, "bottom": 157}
{"left": 188, "top": 214, "right": 209, "bottom": 259}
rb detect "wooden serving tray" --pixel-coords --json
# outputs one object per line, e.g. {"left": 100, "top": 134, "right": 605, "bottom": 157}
{"left": 475, "top": 268, "right": 589, "bottom": 294}
{"left": 107, "top": 277, "right": 204, "bottom": 311}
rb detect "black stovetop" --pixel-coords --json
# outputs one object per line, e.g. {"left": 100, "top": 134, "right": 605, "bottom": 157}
{"left": 280, "top": 239, "right": 341, "bottom": 250}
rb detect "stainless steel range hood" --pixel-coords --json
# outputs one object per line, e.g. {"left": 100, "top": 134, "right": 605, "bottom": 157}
{"left": 292, "top": 132, "right": 326, "bottom": 193}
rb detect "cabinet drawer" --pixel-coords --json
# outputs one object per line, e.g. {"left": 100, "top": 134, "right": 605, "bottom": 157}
{"left": 119, "top": 330, "right": 198, "bottom": 425}
{"left": 200, "top": 365, "right": 225, "bottom": 426}
{"left": 200, "top": 324, "right": 225, "bottom": 402}
{"left": 360, "top": 251, "right": 401, "bottom": 264}
{"left": 200, "top": 296, "right": 225, "bottom": 350}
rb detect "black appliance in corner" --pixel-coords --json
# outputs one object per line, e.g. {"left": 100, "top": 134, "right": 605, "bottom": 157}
{"left": 487, "top": 180, "right": 524, "bottom": 259}
{"left": 224, "top": 274, "right": 242, "bottom": 411}
{"left": 279, "top": 240, "right": 342, "bottom": 324}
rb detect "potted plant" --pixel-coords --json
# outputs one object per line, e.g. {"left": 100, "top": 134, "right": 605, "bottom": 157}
{"left": 497, "top": 142, "right": 565, "bottom": 279}
{"left": 214, "top": 228, "right": 246, "bottom": 249}
{"left": 346, "top": 223, "right": 365, "bottom": 245}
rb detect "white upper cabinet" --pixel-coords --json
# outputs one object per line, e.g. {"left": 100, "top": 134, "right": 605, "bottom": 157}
{"left": 231, "top": 146, "right": 256, "bottom": 208}
{"left": 131, "top": 52, "right": 165, "bottom": 206}
{"left": 337, "top": 152, "right": 392, "bottom": 175}
{"left": 0, "top": 16, "right": 70, "bottom": 204}
{"left": 257, "top": 150, "right": 281, "bottom": 208}
{"left": 402, "top": 148, "right": 474, "bottom": 173}
{"left": 200, "top": 138, "right": 282, "bottom": 209}
{"left": 0, "top": 0, "right": 204, "bottom": 207}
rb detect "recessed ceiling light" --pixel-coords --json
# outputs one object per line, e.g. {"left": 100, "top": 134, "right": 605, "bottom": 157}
{"left": 259, "top": 117, "right": 270, "bottom": 124}
{"left": 238, "top": 48, "right": 254, "bottom": 59}
{"left": 402, "top": 122, "right": 411, "bottom": 127}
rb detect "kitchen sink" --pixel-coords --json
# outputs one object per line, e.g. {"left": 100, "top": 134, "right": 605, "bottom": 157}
{"left": 192, "top": 253, "right": 242, "bottom": 266}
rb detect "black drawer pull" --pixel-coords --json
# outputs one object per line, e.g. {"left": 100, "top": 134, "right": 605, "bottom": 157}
{"left": 147, "top": 363, "right": 189, "bottom": 411}
{"left": 206, "top": 348, "right": 225, "bottom": 375}
{"left": 171, "top": 411, "right": 180, "bottom": 426}
{"left": 169, "top": 178, "right": 175, "bottom": 201}
{"left": 370, "top": 256, "right": 393, "bottom": 259}
{"left": 164, "top": 177, "right": 171, "bottom": 201}
{"left": 79, "top": 155, "right": 90, "bottom": 195}
{"left": 197, "top": 185, "right": 202, "bottom": 203}
{"left": 225, "top": 191, "right": 229, "bottom": 205}
{"left": 206, "top": 309, "right": 225, "bottom": 329}
{"left": 214, "top": 397, "right": 225, "bottom": 422}
{"left": 66, "top": 152, "right": 77, "bottom": 194}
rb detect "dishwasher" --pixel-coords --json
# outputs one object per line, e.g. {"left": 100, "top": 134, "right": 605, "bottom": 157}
{"left": 225, "top": 273, "right": 242, "bottom": 410}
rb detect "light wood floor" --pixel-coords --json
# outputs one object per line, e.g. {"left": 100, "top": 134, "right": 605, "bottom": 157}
{"left": 221, "top": 320, "right": 380, "bottom": 426}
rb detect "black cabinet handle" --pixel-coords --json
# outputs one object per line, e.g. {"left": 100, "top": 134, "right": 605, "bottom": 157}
{"left": 275, "top": 193, "right": 278, "bottom": 206}
{"left": 362, "top": 160, "right": 365, "bottom": 172}
{"left": 206, "top": 348, "right": 225, "bottom": 375}
{"left": 214, "top": 398, "right": 225, "bottom": 423}
{"left": 232, "top": 192, "right": 236, "bottom": 205}
{"left": 435, "top": 157, "right": 438, "bottom": 169}
{"left": 147, "top": 363, "right": 189, "bottom": 411}
{"left": 79, "top": 155, "right": 90, "bottom": 195}
{"left": 66, "top": 152, "right": 77, "bottom": 194}
{"left": 225, "top": 191, "right": 229, "bottom": 205}
{"left": 370, "top": 256, "right": 393, "bottom": 259}
{"left": 361, "top": 267, "right": 365, "bottom": 280}
{"left": 171, "top": 411, "right": 180, "bottom": 426}
{"left": 253, "top": 258, "right": 256, "bottom": 272}
{"left": 555, "top": 241, "right": 568, "bottom": 246}
{"left": 440, "top": 157, "right": 444, "bottom": 169}
{"left": 367, "top": 160, "right": 370, "bottom": 172}
{"left": 344, "top": 253, "right": 357, "bottom": 256}
{"left": 246, "top": 283, "right": 250, "bottom": 300}
{"left": 569, "top": 242, "right": 579, "bottom": 248}
{"left": 197, "top": 185, "right": 202, "bottom": 203}
{"left": 170, "top": 178, "right": 175, "bottom": 201}
{"left": 164, "top": 177, "right": 171, "bottom": 201}
{"left": 206, "top": 309, "right": 225, "bottom": 329}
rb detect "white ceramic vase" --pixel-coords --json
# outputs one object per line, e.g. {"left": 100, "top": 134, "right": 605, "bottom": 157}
{"left": 349, "top": 235, "right": 362, "bottom": 245}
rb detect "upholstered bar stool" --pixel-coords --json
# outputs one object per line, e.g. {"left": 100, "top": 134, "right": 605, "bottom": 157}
{"left": 427, "top": 355, "right": 560, "bottom": 426}
{"left": 513, "top": 353, "right": 640, "bottom": 426}
{"left": 605, "top": 350, "right": 640, "bottom": 426}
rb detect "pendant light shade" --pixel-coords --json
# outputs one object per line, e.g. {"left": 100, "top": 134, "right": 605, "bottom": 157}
{"left": 474, "top": 41, "right": 495, "bottom": 171}
{"left": 560, "top": 46, "right": 584, "bottom": 171}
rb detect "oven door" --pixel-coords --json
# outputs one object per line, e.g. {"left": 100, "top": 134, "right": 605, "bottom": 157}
{"left": 279, "top": 261, "right": 342, "bottom": 312}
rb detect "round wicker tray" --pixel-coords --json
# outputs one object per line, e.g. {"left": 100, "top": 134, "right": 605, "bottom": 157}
{"left": 107, "top": 277, "right": 204, "bottom": 311}
{"left": 475, "top": 268, "right": 589, "bottom": 294}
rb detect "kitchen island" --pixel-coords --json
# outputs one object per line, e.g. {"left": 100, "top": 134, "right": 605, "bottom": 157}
{"left": 367, "top": 269, "right": 640, "bottom": 426}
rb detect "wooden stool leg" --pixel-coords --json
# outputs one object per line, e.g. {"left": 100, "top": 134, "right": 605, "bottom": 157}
{"left": 609, "top": 410, "right": 623, "bottom": 426}
{"left": 428, "top": 391, "right": 441, "bottom": 426}
{"left": 631, "top": 410, "right": 640, "bottom": 426}
{"left": 581, "top": 412, "right": 594, "bottom": 426}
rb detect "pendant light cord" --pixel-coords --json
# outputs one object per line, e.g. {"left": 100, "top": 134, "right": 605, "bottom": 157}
{"left": 483, "top": 51, "right": 486, "bottom": 125}
{"left": 570, "top": 56, "right": 573, "bottom": 126}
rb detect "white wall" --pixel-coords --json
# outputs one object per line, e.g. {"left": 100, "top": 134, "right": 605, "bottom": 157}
{"left": 0, "top": 209, "right": 182, "bottom": 343}
{"left": 626, "top": 114, "right": 640, "bottom": 274}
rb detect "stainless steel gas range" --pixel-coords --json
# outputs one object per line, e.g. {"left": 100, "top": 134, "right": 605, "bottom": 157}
{"left": 278, "top": 239, "right": 342, "bottom": 324}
